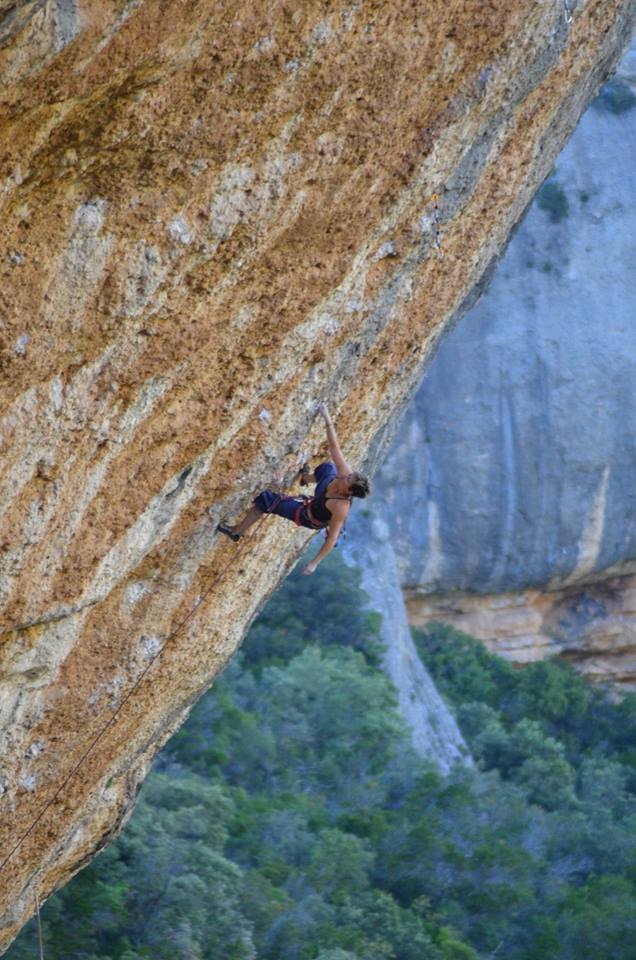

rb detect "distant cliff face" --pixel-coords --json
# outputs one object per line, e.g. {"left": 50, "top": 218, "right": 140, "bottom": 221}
{"left": 405, "top": 574, "right": 636, "bottom": 689}
{"left": 378, "top": 44, "right": 636, "bottom": 686}
{"left": 1, "top": 0, "right": 635, "bottom": 950}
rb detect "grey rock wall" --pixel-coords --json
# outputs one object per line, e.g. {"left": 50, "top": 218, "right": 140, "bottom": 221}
{"left": 379, "top": 44, "right": 636, "bottom": 599}
{"left": 341, "top": 513, "right": 470, "bottom": 771}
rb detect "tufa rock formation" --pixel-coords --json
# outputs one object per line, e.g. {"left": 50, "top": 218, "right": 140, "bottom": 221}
{"left": 342, "top": 511, "right": 471, "bottom": 771}
{"left": 1, "top": 0, "right": 635, "bottom": 949}
{"left": 377, "top": 43, "right": 636, "bottom": 687}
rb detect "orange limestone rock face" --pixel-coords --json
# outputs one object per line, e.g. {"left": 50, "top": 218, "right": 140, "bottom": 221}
{"left": 0, "top": 0, "right": 634, "bottom": 949}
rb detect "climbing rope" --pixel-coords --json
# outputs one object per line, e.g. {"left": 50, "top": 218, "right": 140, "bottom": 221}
{"left": 0, "top": 472, "right": 298, "bottom": 878}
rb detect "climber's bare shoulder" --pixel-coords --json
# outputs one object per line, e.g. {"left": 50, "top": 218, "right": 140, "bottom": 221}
{"left": 326, "top": 498, "right": 350, "bottom": 520}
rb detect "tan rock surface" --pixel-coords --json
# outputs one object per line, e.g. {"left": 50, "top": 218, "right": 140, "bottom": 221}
{"left": 406, "top": 569, "right": 636, "bottom": 690}
{"left": 1, "top": 0, "right": 635, "bottom": 949}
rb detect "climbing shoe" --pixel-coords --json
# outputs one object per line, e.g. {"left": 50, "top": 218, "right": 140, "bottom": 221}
{"left": 217, "top": 523, "right": 241, "bottom": 542}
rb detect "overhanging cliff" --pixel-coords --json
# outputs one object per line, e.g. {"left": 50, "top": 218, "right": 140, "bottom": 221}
{"left": 1, "top": 0, "right": 635, "bottom": 949}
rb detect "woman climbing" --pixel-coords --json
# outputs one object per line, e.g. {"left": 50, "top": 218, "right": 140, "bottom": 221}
{"left": 217, "top": 402, "right": 370, "bottom": 575}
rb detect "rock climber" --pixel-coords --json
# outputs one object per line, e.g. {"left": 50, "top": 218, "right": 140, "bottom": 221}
{"left": 217, "top": 402, "right": 370, "bottom": 575}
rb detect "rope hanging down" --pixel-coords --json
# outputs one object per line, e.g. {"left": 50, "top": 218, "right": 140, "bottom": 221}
{"left": 0, "top": 476, "right": 293, "bottom": 878}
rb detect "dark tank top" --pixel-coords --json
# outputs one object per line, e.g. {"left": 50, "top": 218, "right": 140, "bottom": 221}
{"left": 310, "top": 491, "right": 333, "bottom": 525}
{"left": 309, "top": 489, "right": 351, "bottom": 526}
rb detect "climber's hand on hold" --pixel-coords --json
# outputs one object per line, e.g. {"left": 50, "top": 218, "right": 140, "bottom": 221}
{"left": 302, "top": 561, "right": 317, "bottom": 576}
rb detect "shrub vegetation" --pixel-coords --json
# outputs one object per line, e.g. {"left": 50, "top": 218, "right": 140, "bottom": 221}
{"left": 593, "top": 78, "right": 636, "bottom": 116}
{"left": 537, "top": 177, "right": 570, "bottom": 223}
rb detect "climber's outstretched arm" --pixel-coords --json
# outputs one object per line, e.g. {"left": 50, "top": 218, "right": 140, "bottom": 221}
{"left": 318, "top": 403, "right": 352, "bottom": 477}
{"left": 302, "top": 509, "right": 346, "bottom": 575}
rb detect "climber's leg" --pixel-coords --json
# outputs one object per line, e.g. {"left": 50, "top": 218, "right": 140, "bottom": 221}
{"left": 217, "top": 490, "right": 304, "bottom": 541}
{"left": 254, "top": 490, "right": 306, "bottom": 522}
{"left": 217, "top": 505, "right": 262, "bottom": 541}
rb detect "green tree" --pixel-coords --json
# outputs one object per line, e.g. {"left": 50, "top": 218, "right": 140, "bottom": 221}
{"left": 556, "top": 876, "right": 636, "bottom": 960}
{"left": 307, "top": 829, "right": 374, "bottom": 898}
{"left": 242, "top": 553, "right": 383, "bottom": 668}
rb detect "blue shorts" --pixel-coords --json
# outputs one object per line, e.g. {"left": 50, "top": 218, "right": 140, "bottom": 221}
{"left": 254, "top": 490, "right": 308, "bottom": 524}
